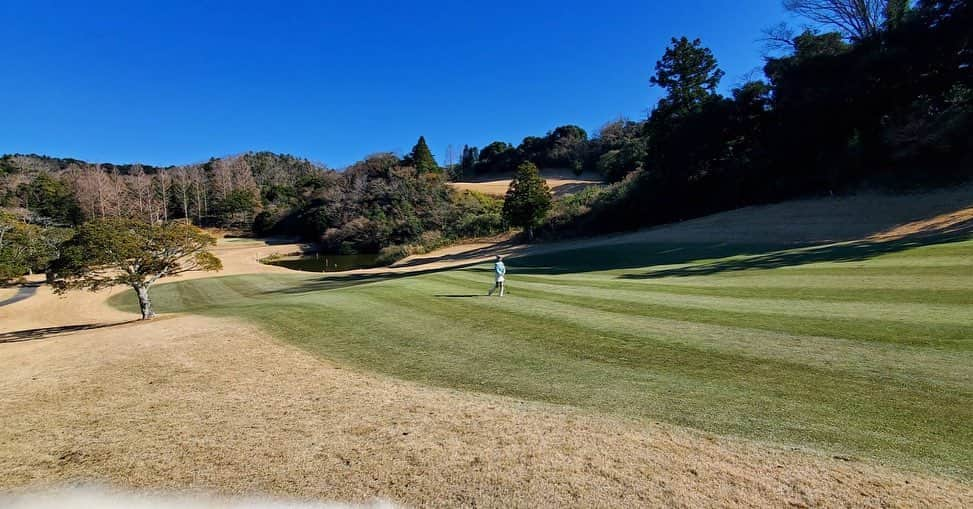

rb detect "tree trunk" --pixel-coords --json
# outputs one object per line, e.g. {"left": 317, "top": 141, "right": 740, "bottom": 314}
{"left": 526, "top": 225, "right": 534, "bottom": 242}
{"left": 134, "top": 284, "right": 155, "bottom": 319}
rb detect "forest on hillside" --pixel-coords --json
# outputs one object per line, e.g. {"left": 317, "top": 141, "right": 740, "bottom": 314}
{"left": 455, "top": 0, "right": 971, "bottom": 236}
{"left": 1, "top": 0, "right": 970, "bottom": 281}
{"left": 0, "top": 147, "right": 505, "bottom": 280}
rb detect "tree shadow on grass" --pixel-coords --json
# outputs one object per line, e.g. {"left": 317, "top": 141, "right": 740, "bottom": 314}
{"left": 507, "top": 222, "right": 972, "bottom": 279}
{"left": 261, "top": 219, "right": 972, "bottom": 291}
{"left": 621, "top": 227, "right": 972, "bottom": 280}
{"left": 0, "top": 321, "right": 140, "bottom": 344}
{"left": 508, "top": 242, "right": 789, "bottom": 276}
{"left": 261, "top": 260, "right": 488, "bottom": 296}
{"left": 388, "top": 238, "right": 521, "bottom": 270}
{"left": 0, "top": 284, "right": 39, "bottom": 307}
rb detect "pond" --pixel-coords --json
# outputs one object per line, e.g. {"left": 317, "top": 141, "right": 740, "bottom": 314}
{"left": 264, "top": 253, "right": 384, "bottom": 272}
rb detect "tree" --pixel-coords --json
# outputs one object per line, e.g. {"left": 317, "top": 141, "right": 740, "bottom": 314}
{"left": 502, "top": 162, "right": 551, "bottom": 241}
{"left": 444, "top": 144, "right": 456, "bottom": 171}
{"left": 172, "top": 166, "right": 194, "bottom": 223}
{"left": 460, "top": 145, "right": 479, "bottom": 177}
{"left": 408, "top": 136, "right": 439, "bottom": 173}
{"left": 216, "top": 188, "right": 260, "bottom": 228}
{"left": 190, "top": 165, "right": 208, "bottom": 223}
{"left": 156, "top": 169, "right": 170, "bottom": 222}
{"left": 0, "top": 211, "right": 30, "bottom": 282}
{"left": 883, "top": 0, "right": 910, "bottom": 29}
{"left": 0, "top": 210, "right": 75, "bottom": 283}
{"left": 649, "top": 37, "right": 724, "bottom": 118}
{"left": 16, "top": 173, "right": 81, "bottom": 224}
{"left": 53, "top": 219, "right": 221, "bottom": 319}
{"left": 477, "top": 141, "right": 516, "bottom": 174}
{"left": 545, "top": 125, "right": 589, "bottom": 170}
{"left": 646, "top": 37, "right": 727, "bottom": 184}
{"left": 783, "top": 0, "right": 893, "bottom": 41}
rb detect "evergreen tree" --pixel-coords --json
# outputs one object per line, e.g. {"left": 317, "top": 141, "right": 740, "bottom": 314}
{"left": 645, "top": 36, "right": 726, "bottom": 183}
{"left": 409, "top": 136, "right": 439, "bottom": 173}
{"left": 649, "top": 37, "right": 724, "bottom": 118}
{"left": 460, "top": 144, "right": 479, "bottom": 176}
{"left": 883, "top": 0, "right": 910, "bottom": 29}
{"left": 502, "top": 162, "right": 551, "bottom": 241}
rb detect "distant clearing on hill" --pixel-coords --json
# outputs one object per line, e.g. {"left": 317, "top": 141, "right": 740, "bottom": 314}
{"left": 450, "top": 169, "right": 603, "bottom": 197}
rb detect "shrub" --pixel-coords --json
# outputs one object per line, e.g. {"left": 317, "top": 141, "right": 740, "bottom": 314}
{"left": 375, "top": 245, "right": 413, "bottom": 266}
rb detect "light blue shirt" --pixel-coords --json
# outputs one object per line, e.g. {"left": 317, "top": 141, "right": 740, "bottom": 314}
{"left": 494, "top": 261, "right": 506, "bottom": 280}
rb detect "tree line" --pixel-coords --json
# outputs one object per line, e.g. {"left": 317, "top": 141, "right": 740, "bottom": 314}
{"left": 0, "top": 138, "right": 510, "bottom": 282}
{"left": 456, "top": 0, "right": 971, "bottom": 237}
{"left": 0, "top": 152, "right": 320, "bottom": 228}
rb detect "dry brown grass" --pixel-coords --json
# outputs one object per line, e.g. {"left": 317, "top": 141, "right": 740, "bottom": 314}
{"left": 449, "top": 170, "right": 603, "bottom": 198}
{"left": 2, "top": 315, "right": 970, "bottom": 508}
{"left": 870, "top": 206, "right": 973, "bottom": 240}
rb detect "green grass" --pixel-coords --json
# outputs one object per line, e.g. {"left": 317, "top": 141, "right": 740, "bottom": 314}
{"left": 110, "top": 237, "right": 973, "bottom": 478}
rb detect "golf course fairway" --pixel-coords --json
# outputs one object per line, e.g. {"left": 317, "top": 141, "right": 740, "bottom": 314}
{"left": 109, "top": 237, "right": 973, "bottom": 479}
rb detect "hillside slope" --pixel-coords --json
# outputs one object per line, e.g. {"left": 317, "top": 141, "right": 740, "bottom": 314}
{"left": 626, "top": 184, "right": 973, "bottom": 244}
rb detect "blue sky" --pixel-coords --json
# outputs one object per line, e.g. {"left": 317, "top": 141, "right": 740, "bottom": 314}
{"left": 1, "top": 1, "right": 791, "bottom": 168}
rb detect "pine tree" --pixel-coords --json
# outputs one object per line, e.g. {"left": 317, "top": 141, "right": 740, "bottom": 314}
{"left": 650, "top": 37, "right": 724, "bottom": 118}
{"left": 502, "top": 162, "right": 551, "bottom": 241}
{"left": 409, "top": 136, "right": 439, "bottom": 173}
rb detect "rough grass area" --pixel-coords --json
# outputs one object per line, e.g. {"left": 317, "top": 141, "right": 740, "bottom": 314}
{"left": 449, "top": 169, "right": 603, "bottom": 198}
{"left": 110, "top": 236, "right": 973, "bottom": 479}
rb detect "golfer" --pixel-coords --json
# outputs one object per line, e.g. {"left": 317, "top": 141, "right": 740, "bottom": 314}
{"left": 488, "top": 255, "right": 506, "bottom": 296}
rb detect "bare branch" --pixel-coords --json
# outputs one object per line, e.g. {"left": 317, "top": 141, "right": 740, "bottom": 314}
{"left": 783, "top": 0, "right": 889, "bottom": 40}
{"left": 761, "top": 22, "right": 799, "bottom": 54}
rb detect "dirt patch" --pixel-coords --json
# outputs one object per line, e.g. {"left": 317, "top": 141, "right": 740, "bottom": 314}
{"left": 1, "top": 314, "right": 969, "bottom": 508}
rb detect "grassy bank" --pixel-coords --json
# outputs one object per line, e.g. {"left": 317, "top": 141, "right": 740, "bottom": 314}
{"left": 110, "top": 237, "right": 973, "bottom": 478}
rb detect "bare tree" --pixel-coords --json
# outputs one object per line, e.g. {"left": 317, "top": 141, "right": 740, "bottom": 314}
{"left": 156, "top": 170, "right": 170, "bottom": 222}
{"left": 94, "top": 164, "right": 109, "bottom": 218}
{"left": 444, "top": 144, "right": 456, "bottom": 169}
{"left": 230, "top": 157, "right": 258, "bottom": 196}
{"left": 783, "top": 0, "right": 888, "bottom": 41}
{"left": 70, "top": 164, "right": 113, "bottom": 219}
{"left": 110, "top": 166, "right": 127, "bottom": 217}
{"left": 129, "top": 163, "right": 150, "bottom": 220}
{"left": 211, "top": 157, "right": 236, "bottom": 201}
{"left": 172, "top": 166, "right": 193, "bottom": 224}
{"left": 762, "top": 22, "right": 800, "bottom": 53}
{"left": 191, "top": 165, "right": 207, "bottom": 224}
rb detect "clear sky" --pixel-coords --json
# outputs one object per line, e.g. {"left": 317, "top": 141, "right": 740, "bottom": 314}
{"left": 1, "top": 1, "right": 791, "bottom": 168}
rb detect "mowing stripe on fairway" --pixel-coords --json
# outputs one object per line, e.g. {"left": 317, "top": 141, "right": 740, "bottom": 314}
{"left": 108, "top": 238, "right": 973, "bottom": 478}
